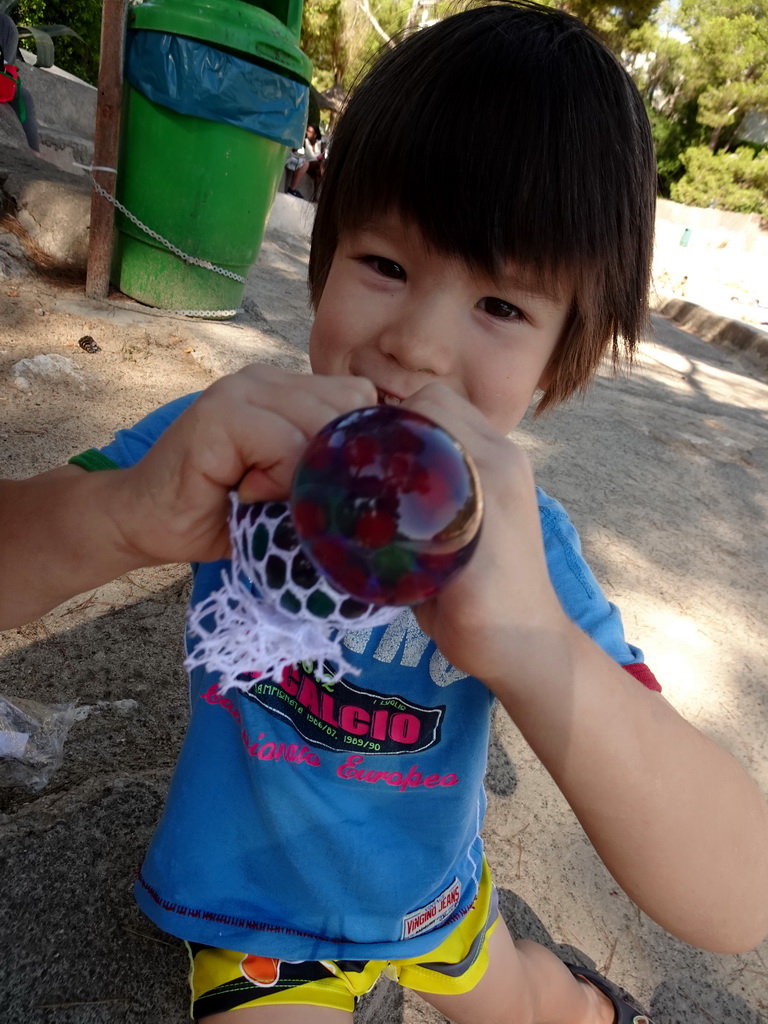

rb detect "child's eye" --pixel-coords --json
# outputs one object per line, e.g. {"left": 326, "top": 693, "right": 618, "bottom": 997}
{"left": 361, "top": 256, "right": 406, "bottom": 280}
{"left": 477, "top": 297, "right": 524, "bottom": 320}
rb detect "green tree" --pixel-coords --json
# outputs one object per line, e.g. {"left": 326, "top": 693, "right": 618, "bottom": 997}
{"left": 300, "top": 0, "right": 454, "bottom": 97}
{"left": 626, "top": 16, "right": 707, "bottom": 195}
{"left": 677, "top": 0, "right": 768, "bottom": 151}
{"left": 670, "top": 144, "right": 768, "bottom": 215}
{"left": 647, "top": 102, "right": 707, "bottom": 196}
{"left": 557, "top": 0, "right": 660, "bottom": 53}
{"left": 301, "top": 0, "right": 349, "bottom": 93}
{"left": 302, "top": 0, "right": 664, "bottom": 105}
{"left": 11, "top": 0, "right": 101, "bottom": 84}
{"left": 625, "top": 0, "right": 768, "bottom": 206}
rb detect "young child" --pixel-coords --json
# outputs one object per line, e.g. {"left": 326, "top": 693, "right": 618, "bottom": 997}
{"left": 3, "top": 3, "right": 768, "bottom": 1023}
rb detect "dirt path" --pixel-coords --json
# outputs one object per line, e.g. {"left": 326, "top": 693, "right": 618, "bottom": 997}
{"left": 1, "top": 229, "right": 767, "bottom": 1023}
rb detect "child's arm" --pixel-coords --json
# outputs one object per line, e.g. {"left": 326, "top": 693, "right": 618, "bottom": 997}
{"left": 408, "top": 383, "right": 768, "bottom": 955}
{"left": 0, "top": 366, "right": 376, "bottom": 630}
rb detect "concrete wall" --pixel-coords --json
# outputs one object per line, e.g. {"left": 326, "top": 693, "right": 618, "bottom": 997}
{"left": 17, "top": 50, "right": 96, "bottom": 176}
{"left": 656, "top": 197, "right": 767, "bottom": 254}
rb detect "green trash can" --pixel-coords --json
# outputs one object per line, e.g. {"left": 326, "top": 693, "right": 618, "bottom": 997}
{"left": 112, "top": 0, "right": 312, "bottom": 316}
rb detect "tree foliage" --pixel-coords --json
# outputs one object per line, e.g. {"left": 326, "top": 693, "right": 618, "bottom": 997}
{"left": 552, "top": 0, "right": 659, "bottom": 53}
{"left": 12, "top": 0, "right": 101, "bottom": 84}
{"left": 670, "top": 144, "right": 768, "bottom": 216}
{"left": 300, "top": 0, "right": 453, "bottom": 96}
{"left": 676, "top": 0, "right": 768, "bottom": 151}
{"left": 628, "top": 0, "right": 768, "bottom": 212}
{"left": 300, "top": 0, "right": 349, "bottom": 92}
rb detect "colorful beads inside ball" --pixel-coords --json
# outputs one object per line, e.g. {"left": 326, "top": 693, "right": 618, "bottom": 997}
{"left": 290, "top": 406, "right": 483, "bottom": 606}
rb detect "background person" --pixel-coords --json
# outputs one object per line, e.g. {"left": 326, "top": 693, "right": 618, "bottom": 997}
{"left": 285, "top": 123, "right": 324, "bottom": 199}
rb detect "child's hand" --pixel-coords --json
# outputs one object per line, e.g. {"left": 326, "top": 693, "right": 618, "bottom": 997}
{"left": 404, "top": 386, "right": 768, "bottom": 956}
{"left": 117, "top": 365, "right": 377, "bottom": 567}
{"left": 0, "top": 366, "right": 375, "bottom": 629}
{"left": 402, "top": 382, "right": 570, "bottom": 694}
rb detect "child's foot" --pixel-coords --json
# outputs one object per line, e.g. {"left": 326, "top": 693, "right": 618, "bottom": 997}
{"left": 286, "top": 188, "right": 305, "bottom": 199}
{"left": 565, "top": 963, "right": 654, "bottom": 1023}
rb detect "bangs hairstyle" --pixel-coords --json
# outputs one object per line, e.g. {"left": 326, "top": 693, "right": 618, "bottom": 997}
{"left": 308, "top": 0, "right": 656, "bottom": 412}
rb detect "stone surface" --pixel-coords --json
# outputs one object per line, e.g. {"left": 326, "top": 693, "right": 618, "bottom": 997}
{"left": 17, "top": 54, "right": 96, "bottom": 176}
{"left": 0, "top": 144, "right": 91, "bottom": 267}
{"left": 11, "top": 353, "right": 87, "bottom": 390}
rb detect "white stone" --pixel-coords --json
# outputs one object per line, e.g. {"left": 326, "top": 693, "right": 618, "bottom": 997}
{"left": 11, "top": 353, "right": 87, "bottom": 390}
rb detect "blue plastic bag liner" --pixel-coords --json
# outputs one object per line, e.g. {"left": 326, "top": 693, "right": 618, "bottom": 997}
{"left": 125, "top": 30, "right": 308, "bottom": 148}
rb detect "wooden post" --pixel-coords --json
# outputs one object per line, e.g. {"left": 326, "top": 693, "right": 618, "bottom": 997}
{"left": 85, "top": 0, "right": 128, "bottom": 300}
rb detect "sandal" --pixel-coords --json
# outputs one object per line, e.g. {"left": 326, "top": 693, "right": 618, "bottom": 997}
{"left": 565, "top": 963, "right": 655, "bottom": 1024}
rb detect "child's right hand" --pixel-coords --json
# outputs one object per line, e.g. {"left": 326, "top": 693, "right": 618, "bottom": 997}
{"left": 0, "top": 366, "right": 375, "bottom": 629}
{"left": 112, "top": 365, "right": 377, "bottom": 567}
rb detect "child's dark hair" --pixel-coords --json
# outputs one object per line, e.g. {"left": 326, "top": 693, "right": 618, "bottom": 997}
{"left": 309, "top": 1, "right": 656, "bottom": 411}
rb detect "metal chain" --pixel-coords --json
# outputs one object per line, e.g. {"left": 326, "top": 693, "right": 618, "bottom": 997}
{"left": 165, "top": 307, "right": 239, "bottom": 318}
{"left": 85, "top": 170, "right": 243, "bottom": 319}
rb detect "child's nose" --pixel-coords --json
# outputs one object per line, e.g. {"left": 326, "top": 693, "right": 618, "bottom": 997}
{"left": 377, "top": 302, "right": 457, "bottom": 376}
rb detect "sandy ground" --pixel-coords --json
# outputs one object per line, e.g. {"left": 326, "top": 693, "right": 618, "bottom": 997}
{"left": 1, "top": 220, "right": 767, "bottom": 1024}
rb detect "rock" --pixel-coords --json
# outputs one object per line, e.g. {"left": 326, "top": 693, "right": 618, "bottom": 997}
{"left": 13, "top": 177, "right": 91, "bottom": 268}
{"left": 0, "top": 102, "right": 29, "bottom": 153}
{"left": 11, "top": 353, "right": 87, "bottom": 391}
{"left": 0, "top": 145, "right": 91, "bottom": 269}
{"left": 0, "top": 231, "right": 30, "bottom": 279}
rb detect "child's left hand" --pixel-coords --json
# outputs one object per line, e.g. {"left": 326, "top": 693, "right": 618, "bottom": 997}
{"left": 402, "top": 382, "right": 570, "bottom": 693}
{"left": 403, "top": 383, "right": 768, "bottom": 956}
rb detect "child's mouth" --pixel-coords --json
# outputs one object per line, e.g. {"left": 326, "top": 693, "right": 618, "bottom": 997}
{"left": 376, "top": 388, "right": 402, "bottom": 406}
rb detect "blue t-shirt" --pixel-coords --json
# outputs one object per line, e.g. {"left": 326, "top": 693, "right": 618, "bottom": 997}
{"left": 95, "top": 393, "right": 646, "bottom": 961}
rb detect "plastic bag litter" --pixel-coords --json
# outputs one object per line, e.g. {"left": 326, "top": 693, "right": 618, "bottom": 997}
{"left": 0, "top": 695, "right": 77, "bottom": 792}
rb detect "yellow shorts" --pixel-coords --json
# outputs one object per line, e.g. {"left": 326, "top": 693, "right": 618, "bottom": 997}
{"left": 188, "top": 859, "right": 498, "bottom": 1019}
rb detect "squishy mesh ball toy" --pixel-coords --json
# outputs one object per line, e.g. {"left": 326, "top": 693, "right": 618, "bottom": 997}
{"left": 292, "top": 406, "right": 482, "bottom": 605}
{"left": 186, "top": 406, "right": 483, "bottom": 692}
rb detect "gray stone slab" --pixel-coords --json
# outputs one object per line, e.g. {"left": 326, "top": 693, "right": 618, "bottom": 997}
{"left": 0, "top": 144, "right": 90, "bottom": 267}
{"left": 17, "top": 56, "right": 96, "bottom": 143}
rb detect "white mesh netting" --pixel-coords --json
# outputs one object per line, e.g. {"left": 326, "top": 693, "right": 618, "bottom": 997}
{"left": 185, "top": 495, "right": 398, "bottom": 692}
